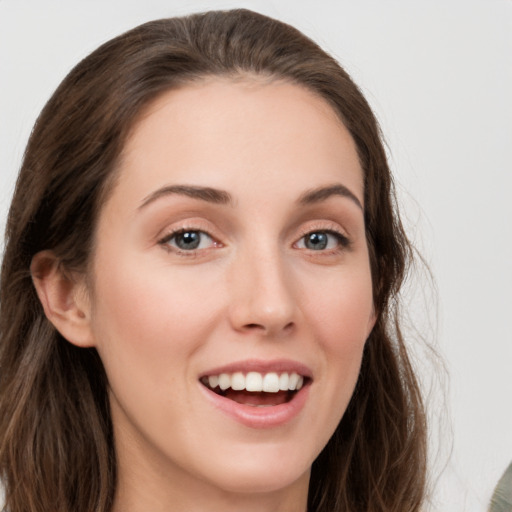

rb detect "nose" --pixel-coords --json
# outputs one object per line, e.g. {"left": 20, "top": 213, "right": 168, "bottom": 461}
{"left": 227, "top": 245, "right": 297, "bottom": 338}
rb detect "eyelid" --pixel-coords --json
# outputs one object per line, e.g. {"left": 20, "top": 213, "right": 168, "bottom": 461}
{"left": 293, "top": 221, "right": 352, "bottom": 251}
{"left": 157, "top": 221, "right": 223, "bottom": 256}
{"left": 156, "top": 217, "right": 216, "bottom": 241}
{"left": 159, "top": 228, "right": 213, "bottom": 245}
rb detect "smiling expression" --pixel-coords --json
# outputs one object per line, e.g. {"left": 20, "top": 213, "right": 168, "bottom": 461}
{"left": 83, "top": 78, "right": 375, "bottom": 505}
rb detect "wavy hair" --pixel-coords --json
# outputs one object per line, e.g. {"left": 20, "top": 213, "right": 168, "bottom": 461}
{"left": 0, "top": 9, "right": 426, "bottom": 512}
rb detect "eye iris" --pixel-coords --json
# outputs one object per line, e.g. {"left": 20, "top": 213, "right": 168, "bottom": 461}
{"left": 175, "top": 231, "right": 201, "bottom": 250}
{"left": 305, "top": 232, "right": 328, "bottom": 250}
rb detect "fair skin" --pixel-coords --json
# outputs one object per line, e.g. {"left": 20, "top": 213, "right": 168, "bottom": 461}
{"left": 33, "top": 79, "right": 375, "bottom": 512}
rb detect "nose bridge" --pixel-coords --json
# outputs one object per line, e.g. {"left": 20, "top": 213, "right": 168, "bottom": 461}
{"left": 228, "top": 237, "right": 297, "bottom": 336}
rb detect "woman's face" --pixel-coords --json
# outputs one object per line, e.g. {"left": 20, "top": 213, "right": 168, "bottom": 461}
{"left": 86, "top": 79, "right": 375, "bottom": 501}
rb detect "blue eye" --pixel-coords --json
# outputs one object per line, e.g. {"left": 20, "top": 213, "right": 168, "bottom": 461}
{"left": 162, "top": 230, "right": 214, "bottom": 251}
{"left": 297, "top": 231, "right": 347, "bottom": 251}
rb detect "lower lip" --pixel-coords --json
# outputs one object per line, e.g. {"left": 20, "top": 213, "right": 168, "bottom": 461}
{"left": 199, "top": 383, "right": 311, "bottom": 429}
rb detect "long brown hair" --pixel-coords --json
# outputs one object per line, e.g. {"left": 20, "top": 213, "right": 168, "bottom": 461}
{"left": 0, "top": 9, "right": 426, "bottom": 512}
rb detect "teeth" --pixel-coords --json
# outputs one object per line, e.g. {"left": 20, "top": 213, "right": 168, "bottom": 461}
{"left": 231, "top": 372, "right": 245, "bottom": 391}
{"left": 262, "top": 372, "right": 280, "bottom": 392}
{"left": 246, "top": 372, "right": 263, "bottom": 392}
{"left": 203, "top": 371, "right": 305, "bottom": 393}
{"left": 278, "top": 373, "right": 289, "bottom": 391}
{"left": 218, "top": 373, "right": 231, "bottom": 391}
{"left": 288, "top": 372, "right": 299, "bottom": 390}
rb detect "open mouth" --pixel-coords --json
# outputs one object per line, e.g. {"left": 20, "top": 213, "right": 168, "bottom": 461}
{"left": 200, "top": 371, "right": 310, "bottom": 407}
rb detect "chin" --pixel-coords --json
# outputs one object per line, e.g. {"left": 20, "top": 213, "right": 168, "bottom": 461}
{"left": 182, "top": 436, "right": 315, "bottom": 496}
{"left": 202, "top": 461, "right": 311, "bottom": 495}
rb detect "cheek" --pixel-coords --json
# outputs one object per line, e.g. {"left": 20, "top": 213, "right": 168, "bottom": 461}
{"left": 303, "top": 265, "right": 374, "bottom": 413}
{"left": 87, "top": 253, "right": 231, "bottom": 453}
{"left": 88, "top": 253, "right": 222, "bottom": 392}
{"left": 305, "top": 265, "right": 374, "bottom": 350}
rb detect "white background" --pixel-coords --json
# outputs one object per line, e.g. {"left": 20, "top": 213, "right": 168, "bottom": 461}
{"left": 0, "top": 1, "right": 511, "bottom": 511}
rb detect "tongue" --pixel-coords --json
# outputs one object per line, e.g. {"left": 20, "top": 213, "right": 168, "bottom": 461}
{"left": 224, "top": 389, "right": 290, "bottom": 406}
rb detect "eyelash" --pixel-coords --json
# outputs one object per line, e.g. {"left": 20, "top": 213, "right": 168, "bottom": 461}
{"left": 294, "top": 227, "right": 351, "bottom": 253}
{"left": 158, "top": 225, "right": 351, "bottom": 256}
{"left": 158, "top": 227, "right": 220, "bottom": 256}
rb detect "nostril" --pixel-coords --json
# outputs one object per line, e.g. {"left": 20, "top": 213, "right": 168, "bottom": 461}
{"left": 245, "top": 323, "right": 264, "bottom": 330}
{"left": 242, "top": 321, "right": 295, "bottom": 336}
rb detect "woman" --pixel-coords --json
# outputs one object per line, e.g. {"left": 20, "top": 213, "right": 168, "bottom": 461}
{"left": 0, "top": 9, "right": 426, "bottom": 512}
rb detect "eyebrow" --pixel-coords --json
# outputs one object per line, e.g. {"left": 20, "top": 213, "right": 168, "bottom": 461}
{"left": 297, "top": 184, "right": 363, "bottom": 210}
{"left": 138, "top": 182, "right": 362, "bottom": 211}
{"left": 139, "top": 184, "right": 233, "bottom": 209}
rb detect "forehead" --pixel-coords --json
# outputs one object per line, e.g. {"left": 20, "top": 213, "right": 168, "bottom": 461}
{"left": 111, "top": 78, "right": 363, "bottom": 209}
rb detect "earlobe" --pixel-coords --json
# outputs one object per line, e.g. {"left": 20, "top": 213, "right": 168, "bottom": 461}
{"left": 31, "top": 250, "right": 95, "bottom": 348}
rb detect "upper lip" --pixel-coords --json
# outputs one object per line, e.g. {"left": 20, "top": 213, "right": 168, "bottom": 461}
{"left": 199, "top": 359, "right": 313, "bottom": 379}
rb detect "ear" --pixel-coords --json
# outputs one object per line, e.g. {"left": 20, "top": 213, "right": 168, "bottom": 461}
{"left": 31, "top": 250, "right": 95, "bottom": 348}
